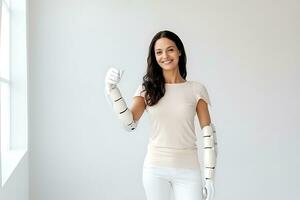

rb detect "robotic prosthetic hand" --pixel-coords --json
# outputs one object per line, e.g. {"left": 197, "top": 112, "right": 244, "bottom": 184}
{"left": 104, "top": 67, "right": 137, "bottom": 132}
{"left": 202, "top": 124, "right": 218, "bottom": 200}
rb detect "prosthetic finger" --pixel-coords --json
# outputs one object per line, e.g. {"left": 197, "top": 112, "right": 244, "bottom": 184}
{"left": 202, "top": 187, "right": 207, "bottom": 200}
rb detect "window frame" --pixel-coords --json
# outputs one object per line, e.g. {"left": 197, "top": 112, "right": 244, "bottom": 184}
{"left": 0, "top": 0, "right": 28, "bottom": 187}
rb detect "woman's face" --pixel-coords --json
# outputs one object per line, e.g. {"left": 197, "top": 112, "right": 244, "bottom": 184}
{"left": 154, "top": 37, "right": 181, "bottom": 71}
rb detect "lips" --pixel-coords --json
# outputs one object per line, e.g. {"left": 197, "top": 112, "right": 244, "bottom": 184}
{"left": 162, "top": 60, "right": 173, "bottom": 64}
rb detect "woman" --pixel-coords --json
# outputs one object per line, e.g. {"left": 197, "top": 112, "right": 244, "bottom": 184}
{"left": 105, "top": 30, "right": 217, "bottom": 200}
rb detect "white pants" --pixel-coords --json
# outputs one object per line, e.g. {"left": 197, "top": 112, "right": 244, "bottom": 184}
{"left": 143, "top": 164, "right": 203, "bottom": 200}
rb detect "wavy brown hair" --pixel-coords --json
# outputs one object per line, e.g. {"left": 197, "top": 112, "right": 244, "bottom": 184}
{"left": 142, "top": 30, "right": 187, "bottom": 106}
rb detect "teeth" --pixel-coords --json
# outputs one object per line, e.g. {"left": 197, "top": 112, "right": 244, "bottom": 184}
{"left": 163, "top": 60, "right": 172, "bottom": 64}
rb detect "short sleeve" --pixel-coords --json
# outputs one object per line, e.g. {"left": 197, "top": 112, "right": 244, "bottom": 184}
{"left": 192, "top": 81, "right": 212, "bottom": 106}
{"left": 133, "top": 85, "right": 146, "bottom": 98}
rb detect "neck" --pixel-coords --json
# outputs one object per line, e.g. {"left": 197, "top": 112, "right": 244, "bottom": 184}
{"left": 163, "top": 68, "right": 185, "bottom": 84}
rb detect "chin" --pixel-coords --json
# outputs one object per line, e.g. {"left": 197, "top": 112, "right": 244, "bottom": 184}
{"left": 161, "top": 64, "right": 178, "bottom": 71}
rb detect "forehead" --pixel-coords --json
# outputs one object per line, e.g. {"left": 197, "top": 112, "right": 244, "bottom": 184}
{"left": 154, "top": 38, "right": 177, "bottom": 50}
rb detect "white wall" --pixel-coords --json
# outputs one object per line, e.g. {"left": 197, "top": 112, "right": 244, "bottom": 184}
{"left": 28, "top": 0, "right": 300, "bottom": 200}
{"left": 0, "top": 154, "right": 29, "bottom": 200}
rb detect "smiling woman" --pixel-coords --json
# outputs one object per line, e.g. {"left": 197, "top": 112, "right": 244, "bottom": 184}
{"left": 105, "top": 30, "right": 218, "bottom": 200}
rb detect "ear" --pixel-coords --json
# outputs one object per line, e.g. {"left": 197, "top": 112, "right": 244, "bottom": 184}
{"left": 179, "top": 51, "right": 182, "bottom": 56}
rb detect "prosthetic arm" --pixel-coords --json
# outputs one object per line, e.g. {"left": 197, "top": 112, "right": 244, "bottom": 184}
{"left": 104, "top": 67, "right": 137, "bottom": 132}
{"left": 202, "top": 123, "right": 218, "bottom": 200}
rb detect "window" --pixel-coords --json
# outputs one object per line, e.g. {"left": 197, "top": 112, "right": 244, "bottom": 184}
{"left": 0, "top": 0, "right": 28, "bottom": 187}
{"left": 1, "top": 0, "right": 11, "bottom": 152}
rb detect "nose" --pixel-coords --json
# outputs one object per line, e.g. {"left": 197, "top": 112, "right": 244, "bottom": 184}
{"left": 162, "top": 51, "right": 169, "bottom": 59}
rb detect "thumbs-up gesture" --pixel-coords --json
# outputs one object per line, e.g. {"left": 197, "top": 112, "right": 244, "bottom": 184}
{"left": 105, "top": 67, "right": 124, "bottom": 94}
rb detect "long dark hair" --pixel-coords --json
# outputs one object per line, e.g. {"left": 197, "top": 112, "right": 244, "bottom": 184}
{"left": 142, "top": 30, "right": 187, "bottom": 106}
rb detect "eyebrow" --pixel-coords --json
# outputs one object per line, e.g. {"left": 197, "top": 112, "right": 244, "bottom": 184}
{"left": 155, "top": 46, "right": 176, "bottom": 51}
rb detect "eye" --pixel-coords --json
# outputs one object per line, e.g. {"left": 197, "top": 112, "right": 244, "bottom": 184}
{"left": 168, "top": 48, "right": 174, "bottom": 51}
{"left": 156, "top": 51, "right": 162, "bottom": 55}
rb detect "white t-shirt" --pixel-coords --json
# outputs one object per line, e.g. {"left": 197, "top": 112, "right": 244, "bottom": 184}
{"left": 134, "top": 81, "right": 211, "bottom": 169}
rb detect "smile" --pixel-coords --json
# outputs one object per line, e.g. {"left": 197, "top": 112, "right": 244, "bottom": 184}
{"left": 162, "top": 60, "right": 173, "bottom": 64}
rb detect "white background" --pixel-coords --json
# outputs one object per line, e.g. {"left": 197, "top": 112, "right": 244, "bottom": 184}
{"left": 26, "top": 0, "right": 300, "bottom": 200}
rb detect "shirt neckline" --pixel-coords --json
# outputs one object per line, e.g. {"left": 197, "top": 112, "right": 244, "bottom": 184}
{"left": 165, "top": 80, "right": 188, "bottom": 86}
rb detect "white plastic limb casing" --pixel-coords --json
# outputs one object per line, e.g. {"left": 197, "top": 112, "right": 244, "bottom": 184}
{"left": 202, "top": 124, "right": 217, "bottom": 179}
{"left": 108, "top": 86, "right": 137, "bottom": 132}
